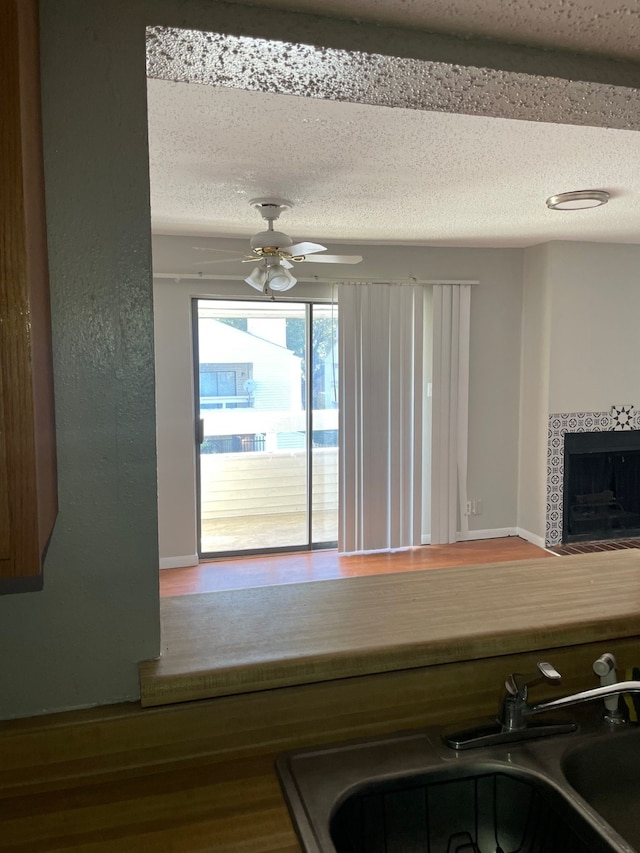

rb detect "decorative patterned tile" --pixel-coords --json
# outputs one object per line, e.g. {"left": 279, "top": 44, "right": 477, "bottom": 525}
{"left": 546, "top": 407, "right": 640, "bottom": 545}
{"left": 610, "top": 404, "right": 634, "bottom": 430}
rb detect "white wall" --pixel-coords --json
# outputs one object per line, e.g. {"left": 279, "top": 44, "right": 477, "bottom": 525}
{"left": 547, "top": 242, "right": 640, "bottom": 414}
{"left": 154, "top": 278, "right": 199, "bottom": 567}
{"left": 517, "top": 244, "right": 552, "bottom": 542}
{"left": 153, "top": 235, "right": 525, "bottom": 562}
{"left": 465, "top": 250, "right": 524, "bottom": 534}
{"left": 516, "top": 240, "right": 640, "bottom": 545}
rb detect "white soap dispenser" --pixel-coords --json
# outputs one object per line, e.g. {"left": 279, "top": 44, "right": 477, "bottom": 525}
{"left": 593, "top": 652, "right": 625, "bottom": 724}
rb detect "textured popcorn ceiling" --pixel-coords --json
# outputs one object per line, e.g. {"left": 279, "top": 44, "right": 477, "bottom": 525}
{"left": 217, "top": 0, "right": 640, "bottom": 62}
{"left": 146, "top": 10, "right": 640, "bottom": 248}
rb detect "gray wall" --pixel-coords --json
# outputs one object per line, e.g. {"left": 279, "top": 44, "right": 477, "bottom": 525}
{"left": 517, "top": 241, "right": 640, "bottom": 544}
{"left": 154, "top": 276, "right": 198, "bottom": 567}
{"left": 546, "top": 242, "right": 640, "bottom": 413}
{"left": 0, "top": 1, "right": 164, "bottom": 719}
{"left": 518, "top": 244, "right": 552, "bottom": 542}
{"left": 154, "top": 236, "right": 524, "bottom": 562}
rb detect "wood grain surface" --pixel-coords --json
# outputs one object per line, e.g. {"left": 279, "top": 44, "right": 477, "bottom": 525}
{"left": 160, "top": 537, "right": 552, "bottom": 595}
{"left": 3, "top": 635, "right": 640, "bottom": 851}
{"left": 4, "top": 551, "right": 640, "bottom": 850}
{"left": 141, "top": 550, "right": 640, "bottom": 706}
{"left": 0, "top": 0, "right": 57, "bottom": 585}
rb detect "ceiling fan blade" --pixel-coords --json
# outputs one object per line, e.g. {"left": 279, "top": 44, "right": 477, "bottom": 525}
{"left": 287, "top": 241, "right": 327, "bottom": 256}
{"left": 279, "top": 258, "right": 294, "bottom": 269}
{"left": 301, "top": 254, "right": 363, "bottom": 264}
{"left": 192, "top": 256, "right": 246, "bottom": 266}
{"left": 192, "top": 246, "right": 246, "bottom": 255}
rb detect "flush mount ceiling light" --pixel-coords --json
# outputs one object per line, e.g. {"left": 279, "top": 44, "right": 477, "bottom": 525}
{"left": 546, "top": 190, "right": 610, "bottom": 210}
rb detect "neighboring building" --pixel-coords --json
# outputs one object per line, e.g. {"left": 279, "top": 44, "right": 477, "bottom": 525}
{"left": 198, "top": 318, "right": 304, "bottom": 451}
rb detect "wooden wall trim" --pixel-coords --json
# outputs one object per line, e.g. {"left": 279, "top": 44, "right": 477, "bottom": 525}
{"left": 17, "top": 0, "right": 58, "bottom": 553}
{"left": 4, "top": 636, "right": 639, "bottom": 795}
{"left": 0, "top": 0, "right": 57, "bottom": 585}
{"left": 3, "top": 638, "right": 639, "bottom": 851}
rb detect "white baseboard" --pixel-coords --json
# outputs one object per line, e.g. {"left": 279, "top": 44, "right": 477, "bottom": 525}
{"left": 159, "top": 554, "right": 199, "bottom": 570}
{"left": 515, "top": 527, "right": 547, "bottom": 549}
{"left": 456, "top": 527, "right": 518, "bottom": 542}
{"left": 423, "top": 528, "right": 520, "bottom": 545}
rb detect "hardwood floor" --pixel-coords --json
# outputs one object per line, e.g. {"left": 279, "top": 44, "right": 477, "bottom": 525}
{"left": 159, "top": 537, "right": 554, "bottom": 596}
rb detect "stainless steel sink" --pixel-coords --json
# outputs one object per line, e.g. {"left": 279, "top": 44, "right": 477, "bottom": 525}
{"left": 277, "top": 719, "right": 638, "bottom": 853}
{"left": 331, "top": 765, "right": 608, "bottom": 853}
{"left": 563, "top": 728, "right": 640, "bottom": 851}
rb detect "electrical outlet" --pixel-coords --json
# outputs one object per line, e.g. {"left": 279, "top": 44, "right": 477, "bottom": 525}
{"left": 465, "top": 499, "right": 483, "bottom": 516}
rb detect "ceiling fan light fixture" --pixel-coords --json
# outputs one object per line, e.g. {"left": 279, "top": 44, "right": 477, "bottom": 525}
{"left": 244, "top": 266, "right": 267, "bottom": 292}
{"left": 266, "top": 264, "right": 297, "bottom": 292}
{"left": 546, "top": 190, "right": 610, "bottom": 210}
{"left": 244, "top": 262, "right": 297, "bottom": 294}
{"left": 239, "top": 196, "right": 362, "bottom": 294}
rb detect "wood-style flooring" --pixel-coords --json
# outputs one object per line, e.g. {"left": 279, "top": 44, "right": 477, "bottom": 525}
{"left": 159, "top": 536, "right": 554, "bottom": 596}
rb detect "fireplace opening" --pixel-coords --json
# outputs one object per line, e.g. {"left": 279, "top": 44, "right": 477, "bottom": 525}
{"left": 563, "top": 430, "right": 640, "bottom": 543}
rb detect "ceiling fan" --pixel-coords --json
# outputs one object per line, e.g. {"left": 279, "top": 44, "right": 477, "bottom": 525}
{"left": 194, "top": 197, "right": 363, "bottom": 296}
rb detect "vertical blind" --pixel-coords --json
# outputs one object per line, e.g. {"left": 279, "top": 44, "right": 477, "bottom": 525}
{"left": 338, "top": 282, "right": 424, "bottom": 553}
{"left": 430, "top": 284, "right": 471, "bottom": 544}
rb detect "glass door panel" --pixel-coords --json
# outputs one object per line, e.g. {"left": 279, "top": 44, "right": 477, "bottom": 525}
{"left": 311, "top": 305, "right": 339, "bottom": 544}
{"left": 195, "top": 298, "right": 337, "bottom": 557}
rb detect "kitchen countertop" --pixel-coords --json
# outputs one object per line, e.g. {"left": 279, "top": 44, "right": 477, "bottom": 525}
{"left": 6, "top": 550, "right": 640, "bottom": 851}
{"left": 140, "top": 550, "right": 640, "bottom": 707}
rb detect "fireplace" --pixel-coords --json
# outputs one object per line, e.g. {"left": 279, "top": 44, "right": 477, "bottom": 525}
{"left": 563, "top": 430, "right": 640, "bottom": 543}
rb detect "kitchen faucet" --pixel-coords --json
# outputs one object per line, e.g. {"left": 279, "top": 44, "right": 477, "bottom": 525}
{"left": 500, "top": 661, "right": 640, "bottom": 732}
{"left": 444, "top": 659, "right": 640, "bottom": 750}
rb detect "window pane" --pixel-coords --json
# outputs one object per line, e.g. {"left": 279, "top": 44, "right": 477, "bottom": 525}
{"left": 216, "top": 371, "right": 236, "bottom": 396}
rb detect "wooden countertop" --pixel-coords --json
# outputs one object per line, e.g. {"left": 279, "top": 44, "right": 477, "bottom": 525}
{"left": 140, "top": 550, "right": 640, "bottom": 707}
{"left": 6, "top": 550, "right": 640, "bottom": 852}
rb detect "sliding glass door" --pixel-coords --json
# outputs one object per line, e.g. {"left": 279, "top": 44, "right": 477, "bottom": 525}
{"left": 194, "top": 299, "right": 338, "bottom": 557}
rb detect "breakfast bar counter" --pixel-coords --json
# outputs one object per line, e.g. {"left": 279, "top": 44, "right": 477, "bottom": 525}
{"left": 140, "top": 549, "right": 640, "bottom": 706}
{"left": 4, "top": 550, "right": 640, "bottom": 851}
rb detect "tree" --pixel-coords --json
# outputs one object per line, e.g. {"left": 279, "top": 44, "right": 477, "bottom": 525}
{"left": 217, "top": 317, "right": 247, "bottom": 332}
{"left": 286, "top": 316, "right": 338, "bottom": 408}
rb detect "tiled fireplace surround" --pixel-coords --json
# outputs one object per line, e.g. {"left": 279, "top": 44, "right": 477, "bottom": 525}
{"left": 546, "top": 406, "right": 640, "bottom": 546}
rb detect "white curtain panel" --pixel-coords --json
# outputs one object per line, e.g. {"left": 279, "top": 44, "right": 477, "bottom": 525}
{"left": 338, "top": 282, "right": 424, "bottom": 554}
{"left": 430, "top": 284, "right": 471, "bottom": 544}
